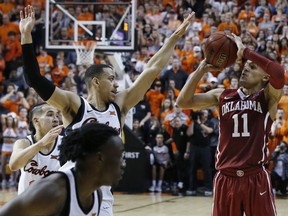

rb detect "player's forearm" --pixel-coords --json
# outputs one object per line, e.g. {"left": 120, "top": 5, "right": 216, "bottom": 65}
{"left": 243, "top": 48, "right": 284, "bottom": 89}
{"left": 22, "top": 44, "right": 55, "bottom": 101}
{"left": 21, "top": 32, "right": 32, "bottom": 44}
{"left": 176, "top": 67, "right": 206, "bottom": 108}
{"left": 9, "top": 142, "right": 43, "bottom": 171}
{"left": 145, "top": 34, "right": 178, "bottom": 70}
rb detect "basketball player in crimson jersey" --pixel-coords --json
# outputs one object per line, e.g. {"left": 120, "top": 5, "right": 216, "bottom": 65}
{"left": 19, "top": 6, "right": 194, "bottom": 216}
{"left": 176, "top": 33, "right": 284, "bottom": 216}
{"left": 9, "top": 103, "right": 63, "bottom": 194}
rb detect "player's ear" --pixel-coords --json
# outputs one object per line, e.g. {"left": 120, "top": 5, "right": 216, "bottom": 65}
{"left": 91, "top": 77, "right": 100, "bottom": 87}
{"left": 262, "top": 75, "right": 269, "bottom": 83}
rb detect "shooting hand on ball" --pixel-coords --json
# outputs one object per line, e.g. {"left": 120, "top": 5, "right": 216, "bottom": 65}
{"left": 227, "top": 33, "right": 245, "bottom": 61}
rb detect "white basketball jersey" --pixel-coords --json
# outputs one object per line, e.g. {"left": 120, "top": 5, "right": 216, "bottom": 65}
{"left": 60, "top": 97, "right": 122, "bottom": 215}
{"left": 65, "top": 97, "right": 121, "bottom": 136}
{"left": 18, "top": 135, "right": 62, "bottom": 194}
{"left": 62, "top": 169, "right": 101, "bottom": 216}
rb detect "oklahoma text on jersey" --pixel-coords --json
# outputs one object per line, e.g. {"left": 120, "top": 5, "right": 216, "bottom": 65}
{"left": 222, "top": 100, "right": 263, "bottom": 116}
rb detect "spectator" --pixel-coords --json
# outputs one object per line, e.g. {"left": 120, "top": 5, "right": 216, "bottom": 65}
{"left": 149, "top": 133, "right": 171, "bottom": 192}
{"left": 0, "top": 14, "right": 19, "bottom": 44}
{"left": 271, "top": 142, "right": 288, "bottom": 197}
{"left": 51, "top": 57, "right": 69, "bottom": 87}
{"left": 36, "top": 46, "right": 54, "bottom": 75}
{"left": 17, "top": 107, "right": 29, "bottom": 139}
{"left": 146, "top": 80, "right": 165, "bottom": 119}
{"left": 3, "top": 31, "right": 22, "bottom": 79}
{"left": 186, "top": 110, "right": 213, "bottom": 196}
{"left": 238, "top": 1, "right": 257, "bottom": 22}
{"left": 1, "top": 112, "right": 18, "bottom": 189}
{"left": 170, "top": 116, "right": 190, "bottom": 192}
{"left": 161, "top": 57, "right": 188, "bottom": 91}
{"left": 0, "top": 83, "right": 29, "bottom": 114}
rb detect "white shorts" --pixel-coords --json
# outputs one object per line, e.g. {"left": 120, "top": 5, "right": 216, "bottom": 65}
{"left": 2, "top": 143, "right": 13, "bottom": 154}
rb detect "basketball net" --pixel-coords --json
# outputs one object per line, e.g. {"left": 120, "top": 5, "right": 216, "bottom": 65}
{"left": 72, "top": 40, "right": 97, "bottom": 66}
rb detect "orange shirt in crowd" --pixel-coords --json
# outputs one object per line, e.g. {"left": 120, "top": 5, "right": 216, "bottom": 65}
{"left": 278, "top": 95, "right": 288, "bottom": 120}
{"left": 51, "top": 65, "right": 69, "bottom": 87}
{"left": 37, "top": 54, "right": 54, "bottom": 75}
{"left": 248, "top": 25, "right": 259, "bottom": 38}
{"left": 3, "top": 38, "right": 22, "bottom": 62}
{"left": 237, "top": 10, "right": 256, "bottom": 22}
{"left": 0, "top": 3, "right": 14, "bottom": 14}
{"left": 162, "top": 0, "right": 175, "bottom": 9}
{"left": 0, "top": 58, "right": 5, "bottom": 82}
{"left": 217, "top": 22, "right": 239, "bottom": 35}
{"left": 0, "top": 22, "right": 19, "bottom": 43}
{"left": 146, "top": 90, "right": 165, "bottom": 118}
{"left": 177, "top": 49, "right": 198, "bottom": 74}
{"left": 160, "top": 109, "right": 174, "bottom": 124}
{"left": 25, "top": 0, "right": 45, "bottom": 10}
{"left": 2, "top": 100, "right": 20, "bottom": 114}
{"left": 164, "top": 88, "right": 180, "bottom": 98}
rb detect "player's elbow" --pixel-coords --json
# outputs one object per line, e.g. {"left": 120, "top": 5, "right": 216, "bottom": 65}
{"left": 176, "top": 97, "right": 192, "bottom": 109}
{"left": 9, "top": 160, "right": 20, "bottom": 171}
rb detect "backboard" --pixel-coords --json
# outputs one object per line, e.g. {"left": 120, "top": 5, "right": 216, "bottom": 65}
{"left": 45, "top": 0, "right": 136, "bottom": 51}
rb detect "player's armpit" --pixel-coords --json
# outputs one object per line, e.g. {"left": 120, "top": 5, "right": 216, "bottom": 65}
{"left": 47, "top": 88, "right": 81, "bottom": 124}
{"left": 265, "top": 83, "right": 282, "bottom": 120}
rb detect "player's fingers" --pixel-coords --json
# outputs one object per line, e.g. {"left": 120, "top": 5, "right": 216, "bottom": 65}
{"left": 31, "top": 7, "right": 35, "bottom": 19}
{"left": 20, "top": 10, "right": 23, "bottom": 20}
{"left": 24, "top": 7, "right": 28, "bottom": 18}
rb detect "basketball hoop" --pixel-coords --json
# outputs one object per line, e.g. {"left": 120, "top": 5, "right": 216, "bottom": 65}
{"left": 72, "top": 40, "right": 97, "bottom": 66}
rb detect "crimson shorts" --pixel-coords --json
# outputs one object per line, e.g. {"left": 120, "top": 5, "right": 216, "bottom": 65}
{"left": 212, "top": 167, "right": 277, "bottom": 216}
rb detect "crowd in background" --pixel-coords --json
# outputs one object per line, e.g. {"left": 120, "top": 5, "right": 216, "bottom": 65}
{"left": 0, "top": 0, "right": 287, "bottom": 197}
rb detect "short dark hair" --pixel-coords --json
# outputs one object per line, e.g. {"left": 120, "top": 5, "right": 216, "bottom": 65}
{"left": 84, "top": 64, "right": 113, "bottom": 89}
{"left": 28, "top": 103, "right": 48, "bottom": 134}
{"left": 59, "top": 123, "right": 119, "bottom": 163}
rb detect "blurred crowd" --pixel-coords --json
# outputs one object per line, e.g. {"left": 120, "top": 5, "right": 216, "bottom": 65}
{"left": 0, "top": 0, "right": 287, "bottom": 196}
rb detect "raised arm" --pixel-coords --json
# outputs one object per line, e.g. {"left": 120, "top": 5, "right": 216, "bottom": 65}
{"left": 116, "top": 12, "right": 195, "bottom": 114}
{"left": 228, "top": 33, "right": 284, "bottom": 119}
{"left": 9, "top": 125, "right": 63, "bottom": 171}
{"left": 0, "top": 173, "right": 67, "bottom": 216}
{"left": 20, "top": 6, "right": 80, "bottom": 126}
{"left": 176, "top": 60, "right": 223, "bottom": 110}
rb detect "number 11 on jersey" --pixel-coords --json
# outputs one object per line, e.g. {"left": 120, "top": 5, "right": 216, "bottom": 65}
{"left": 232, "top": 113, "right": 250, "bottom": 137}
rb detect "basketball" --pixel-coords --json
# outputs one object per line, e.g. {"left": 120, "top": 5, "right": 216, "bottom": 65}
{"left": 204, "top": 32, "right": 238, "bottom": 69}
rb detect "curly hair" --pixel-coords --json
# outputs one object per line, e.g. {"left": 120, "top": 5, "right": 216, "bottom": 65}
{"left": 59, "top": 123, "right": 119, "bottom": 163}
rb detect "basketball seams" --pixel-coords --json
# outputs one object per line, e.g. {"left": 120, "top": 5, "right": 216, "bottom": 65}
{"left": 210, "top": 36, "right": 227, "bottom": 66}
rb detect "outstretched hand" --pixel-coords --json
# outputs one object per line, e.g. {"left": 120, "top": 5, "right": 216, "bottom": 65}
{"left": 173, "top": 12, "right": 195, "bottom": 38}
{"left": 226, "top": 33, "right": 246, "bottom": 61}
{"left": 19, "top": 5, "right": 35, "bottom": 35}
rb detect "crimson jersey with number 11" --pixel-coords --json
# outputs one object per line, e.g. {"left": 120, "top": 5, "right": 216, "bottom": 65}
{"left": 216, "top": 88, "right": 273, "bottom": 171}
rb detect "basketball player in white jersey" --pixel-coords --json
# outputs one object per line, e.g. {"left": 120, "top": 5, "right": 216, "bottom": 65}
{"left": 9, "top": 103, "right": 63, "bottom": 194}
{"left": 19, "top": 5, "right": 194, "bottom": 215}
{"left": 0, "top": 123, "right": 124, "bottom": 216}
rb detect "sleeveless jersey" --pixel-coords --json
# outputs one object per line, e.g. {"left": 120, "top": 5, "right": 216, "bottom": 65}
{"left": 2, "top": 128, "right": 17, "bottom": 139}
{"left": 2, "top": 128, "right": 18, "bottom": 153}
{"left": 216, "top": 88, "right": 273, "bottom": 171}
{"left": 17, "top": 120, "right": 29, "bottom": 139}
{"left": 60, "top": 97, "right": 122, "bottom": 210}
{"left": 18, "top": 135, "right": 62, "bottom": 194}
{"left": 66, "top": 97, "right": 121, "bottom": 136}
{"left": 61, "top": 169, "right": 101, "bottom": 216}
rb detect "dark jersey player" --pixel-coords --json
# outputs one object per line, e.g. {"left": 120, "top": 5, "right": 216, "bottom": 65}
{"left": 176, "top": 33, "right": 284, "bottom": 216}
